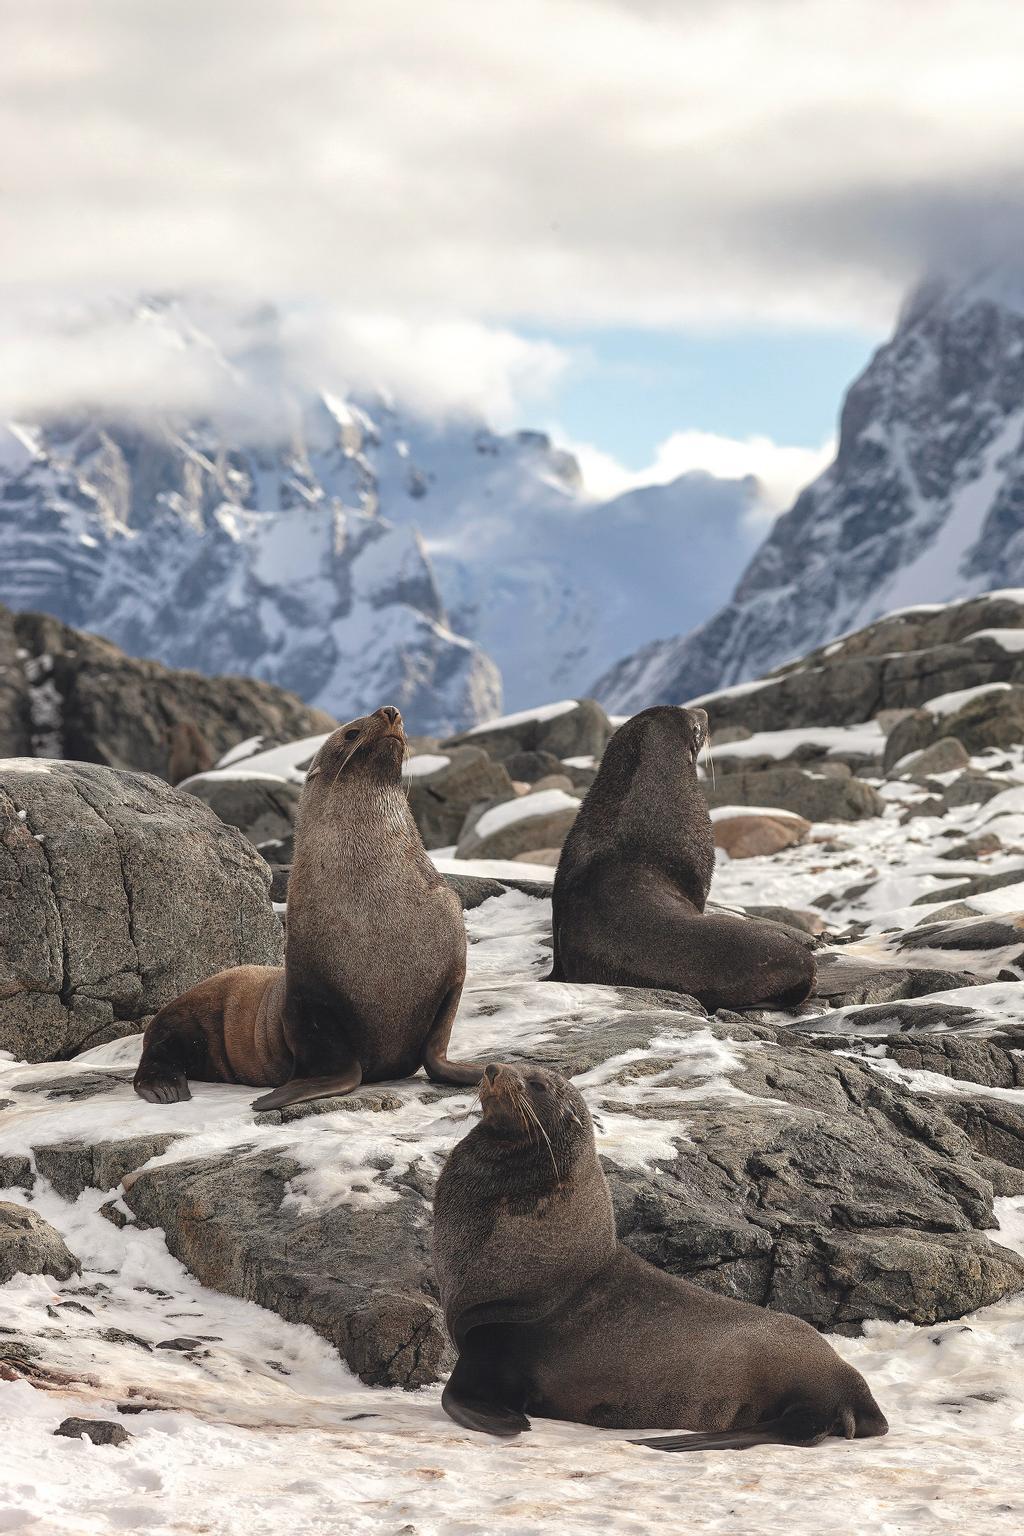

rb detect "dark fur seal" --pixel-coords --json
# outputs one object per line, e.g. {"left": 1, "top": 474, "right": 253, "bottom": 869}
{"left": 434, "top": 1062, "right": 888, "bottom": 1451}
{"left": 550, "top": 705, "right": 815, "bottom": 1011}
{"left": 135, "top": 705, "right": 482, "bottom": 1110}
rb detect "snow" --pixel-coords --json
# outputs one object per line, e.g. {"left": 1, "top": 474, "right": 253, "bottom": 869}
{"left": 429, "top": 855, "right": 556, "bottom": 883}
{"left": 467, "top": 699, "right": 578, "bottom": 734}
{"left": 471, "top": 788, "right": 579, "bottom": 840}
{"left": 709, "top": 805, "right": 808, "bottom": 823}
{"left": 924, "top": 682, "right": 1013, "bottom": 717}
{"left": 402, "top": 753, "right": 450, "bottom": 777}
{"left": 708, "top": 722, "right": 885, "bottom": 764}
{"left": 965, "top": 627, "right": 1024, "bottom": 653}
{"left": 182, "top": 735, "right": 330, "bottom": 789}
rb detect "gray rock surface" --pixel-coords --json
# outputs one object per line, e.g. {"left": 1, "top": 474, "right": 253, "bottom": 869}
{"left": 54, "top": 1418, "right": 131, "bottom": 1446}
{"left": 455, "top": 795, "right": 579, "bottom": 859}
{"left": 177, "top": 775, "right": 302, "bottom": 852}
{"left": 444, "top": 699, "right": 613, "bottom": 766}
{"left": 704, "top": 767, "right": 885, "bottom": 822}
{"left": 0, "top": 761, "right": 284, "bottom": 1061}
{"left": 123, "top": 1151, "right": 449, "bottom": 1390}
{"left": 884, "top": 686, "right": 1024, "bottom": 771}
{"left": 0, "top": 1202, "right": 81, "bottom": 1283}
{"left": 9, "top": 606, "right": 336, "bottom": 776}
{"left": 404, "top": 747, "right": 516, "bottom": 850}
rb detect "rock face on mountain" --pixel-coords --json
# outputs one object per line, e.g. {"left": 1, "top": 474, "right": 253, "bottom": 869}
{"left": 0, "top": 602, "right": 335, "bottom": 775}
{"left": 0, "top": 760, "right": 283, "bottom": 1061}
{"left": 598, "top": 272, "right": 1024, "bottom": 711}
{"left": 0, "top": 300, "right": 768, "bottom": 728}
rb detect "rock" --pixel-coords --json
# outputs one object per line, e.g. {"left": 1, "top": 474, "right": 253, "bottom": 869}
{"left": 404, "top": 747, "right": 516, "bottom": 850}
{"left": 33, "top": 1135, "right": 181, "bottom": 1202}
{"left": 895, "top": 737, "right": 971, "bottom": 777}
{"left": 11, "top": 1070, "right": 133, "bottom": 1100}
{"left": 455, "top": 787, "right": 580, "bottom": 859}
{"left": 511, "top": 848, "right": 560, "bottom": 866}
{"left": 11, "top": 607, "right": 336, "bottom": 778}
{"left": 940, "top": 771, "right": 1007, "bottom": 809}
{"left": 704, "top": 768, "right": 884, "bottom": 822}
{"left": 444, "top": 698, "right": 613, "bottom": 766}
{"left": 0, "top": 761, "right": 283, "bottom": 1061}
{"left": 884, "top": 685, "right": 1024, "bottom": 771}
{"left": 937, "top": 831, "right": 1004, "bottom": 861}
{"left": 812, "top": 952, "right": 981, "bottom": 1006}
{"left": 712, "top": 810, "right": 810, "bottom": 859}
{"left": 54, "top": 1418, "right": 131, "bottom": 1447}
{"left": 560, "top": 758, "right": 599, "bottom": 791}
{"left": 742, "top": 904, "right": 826, "bottom": 937}
{"left": 122, "top": 1150, "right": 450, "bottom": 1389}
{"left": 910, "top": 865, "right": 1024, "bottom": 907}
{"left": 0, "top": 605, "right": 31, "bottom": 757}
{"left": 178, "top": 775, "right": 302, "bottom": 851}
{"left": 500, "top": 749, "right": 564, "bottom": 783}
{"left": 0, "top": 1203, "right": 80, "bottom": 1283}
{"left": 0, "top": 1156, "right": 33, "bottom": 1191}
{"left": 528, "top": 773, "right": 578, "bottom": 795}
{"left": 440, "top": 872, "right": 551, "bottom": 909}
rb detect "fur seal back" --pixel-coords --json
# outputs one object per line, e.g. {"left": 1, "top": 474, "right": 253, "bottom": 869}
{"left": 549, "top": 705, "right": 816, "bottom": 1011}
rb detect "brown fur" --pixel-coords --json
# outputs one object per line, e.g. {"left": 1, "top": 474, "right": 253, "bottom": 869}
{"left": 166, "top": 720, "right": 215, "bottom": 785}
{"left": 135, "top": 706, "right": 483, "bottom": 1109}
{"left": 550, "top": 705, "right": 816, "bottom": 1011}
{"left": 433, "top": 1063, "right": 889, "bottom": 1450}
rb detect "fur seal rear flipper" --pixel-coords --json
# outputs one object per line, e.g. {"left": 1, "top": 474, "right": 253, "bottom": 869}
{"left": 550, "top": 705, "right": 816, "bottom": 1011}
{"left": 434, "top": 1064, "right": 888, "bottom": 1450}
{"left": 135, "top": 706, "right": 483, "bottom": 1109}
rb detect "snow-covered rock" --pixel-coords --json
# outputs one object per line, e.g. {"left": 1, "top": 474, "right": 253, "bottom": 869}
{"left": 598, "top": 272, "right": 1024, "bottom": 711}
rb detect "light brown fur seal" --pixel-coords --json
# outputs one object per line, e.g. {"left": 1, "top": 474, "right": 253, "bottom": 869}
{"left": 135, "top": 705, "right": 482, "bottom": 1110}
{"left": 433, "top": 1062, "right": 888, "bottom": 1452}
{"left": 550, "top": 705, "right": 816, "bottom": 1011}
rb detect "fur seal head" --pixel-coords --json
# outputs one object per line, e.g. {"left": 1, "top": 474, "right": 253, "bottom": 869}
{"left": 305, "top": 705, "right": 406, "bottom": 790}
{"left": 478, "top": 1062, "right": 591, "bottom": 1178}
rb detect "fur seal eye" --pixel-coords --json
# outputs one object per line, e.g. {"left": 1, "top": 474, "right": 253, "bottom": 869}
{"left": 344, "top": 728, "right": 361, "bottom": 742}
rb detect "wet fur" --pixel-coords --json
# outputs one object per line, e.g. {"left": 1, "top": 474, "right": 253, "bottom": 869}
{"left": 135, "top": 707, "right": 481, "bottom": 1108}
{"left": 550, "top": 705, "right": 816, "bottom": 1010}
{"left": 434, "top": 1065, "right": 889, "bottom": 1449}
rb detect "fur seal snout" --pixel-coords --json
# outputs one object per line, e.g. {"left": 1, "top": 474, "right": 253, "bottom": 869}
{"left": 434, "top": 1062, "right": 888, "bottom": 1451}
{"left": 550, "top": 705, "right": 816, "bottom": 1011}
{"left": 135, "top": 704, "right": 484, "bottom": 1110}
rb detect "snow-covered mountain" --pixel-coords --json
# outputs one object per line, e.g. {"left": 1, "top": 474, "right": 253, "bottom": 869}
{"left": 596, "top": 270, "right": 1024, "bottom": 711}
{"left": 0, "top": 299, "right": 762, "bottom": 732}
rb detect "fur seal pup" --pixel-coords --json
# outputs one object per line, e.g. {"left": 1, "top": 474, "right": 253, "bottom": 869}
{"left": 549, "top": 704, "right": 816, "bottom": 1011}
{"left": 434, "top": 1062, "right": 888, "bottom": 1451}
{"left": 135, "top": 705, "right": 483, "bottom": 1110}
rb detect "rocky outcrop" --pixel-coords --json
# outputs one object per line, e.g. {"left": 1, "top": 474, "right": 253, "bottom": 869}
{"left": 122, "top": 1148, "right": 449, "bottom": 1390}
{"left": 455, "top": 787, "right": 580, "bottom": 859}
{"left": 0, "top": 1202, "right": 80, "bottom": 1284}
{"left": 0, "top": 761, "right": 283, "bottom": 1061}
{"left": 7, "top": 606, "right": 336, "bottom": 777}
{"left": 883, "top": 684, "right": 1024, "bottom": 770}
{"left": 596, "top": 274, "right": 1024, "bottom": 710}
{"left": 704, "top": 767, "right": 884, "bottom": 822}
{"left": 404, "top": 748, "right": 516, "bottom": 850}
{"left": 443, "top": 699, "right": 613, "bottom": 766}
{"left": 713, "top": 811, "right": 810, "bottom": 859}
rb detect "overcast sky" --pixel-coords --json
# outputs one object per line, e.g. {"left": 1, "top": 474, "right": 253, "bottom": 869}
{"left": 3, "top": 0, "right": 1023, "bottom": 501}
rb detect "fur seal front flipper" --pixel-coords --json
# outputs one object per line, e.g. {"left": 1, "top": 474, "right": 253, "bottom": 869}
{"left": 434, "top": 1063, "right": 888, "bottom": 1450}
{"left": 550, "top": 705, "right": 816, "bottom": 1011}
{"left": 135, "top": 705, "right": 482, "bottom": 1108}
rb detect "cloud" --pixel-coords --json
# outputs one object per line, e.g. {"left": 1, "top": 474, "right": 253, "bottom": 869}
{"left": 0, "top": 299, "right": 569, "bottom": 428}
{"left": 3, "top": 0, "right": 1023, "bottom": 339}
{"left": 568, "top": 430, "right": 834, "bottom": 517}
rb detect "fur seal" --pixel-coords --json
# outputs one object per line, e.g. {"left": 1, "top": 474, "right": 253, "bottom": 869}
{"left": 549, "top": 704, "right": 816, "bottom": 1011}
{"left": 433, "top": 1062, "right": 888, "bottom": 1451}
{"left": 135, "top": 705, "right": 483, "bottom": 1110}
